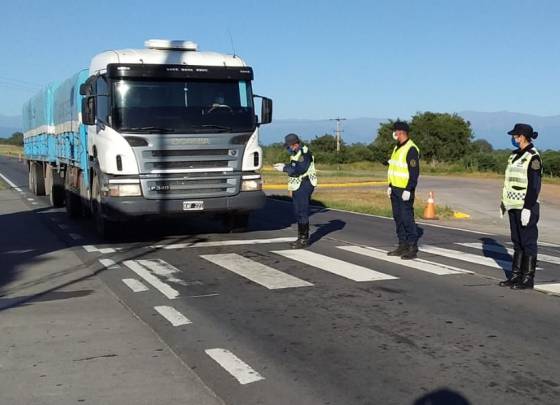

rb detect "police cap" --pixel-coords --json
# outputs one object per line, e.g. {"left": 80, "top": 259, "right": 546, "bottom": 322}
{"left": 284, "top": 133, "right": 301, "bottom": 146}
{"left": 507, "top": 123, "right": 539, "bottom": 139}
{"left": 393, "top": 121, "right": 410, "bottom": 132}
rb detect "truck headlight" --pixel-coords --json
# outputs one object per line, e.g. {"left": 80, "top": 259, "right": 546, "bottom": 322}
{"left": 241, "top": 179, "right": 262, "bottom": 191}
{"left": 108, "top": 184, "right": 142, "bottom": 197}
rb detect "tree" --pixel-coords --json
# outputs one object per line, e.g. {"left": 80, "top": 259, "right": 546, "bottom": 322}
{"left": 410, "top": 112, "right": 473, "bottom": 163}
{"left": 471, "top": 139, "right": 493, "bottom": 154}
{"left": 0, "top": 132, "right": 23, "bottom": 146}
{"left": 369, "top": 120, "right": 396, "bottom": 164}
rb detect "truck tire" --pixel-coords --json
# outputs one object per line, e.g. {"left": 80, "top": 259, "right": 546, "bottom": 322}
{"left": 92, "top": 173, "right": 118, "bottom": 240}
{"left": 47, "top": 167, "right": 65, "bottom": 207}
{"left": 64, "top": 170, "right": 81, "bottom": 217}
{"left": 223, "top": 212, "right": 249, "bottom": 233}
{"left": 29, "top": 161, "right": 46, "bottom": 196}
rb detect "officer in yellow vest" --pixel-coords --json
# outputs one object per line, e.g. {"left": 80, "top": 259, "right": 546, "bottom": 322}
{"left": 273, "top": 133, "right": 318, "bottom": 249}
{"left": 499, "top": 123, "right": 542, "bottom": 289}
{"left": 386, "top": 121, "right": 420, "bottom": 259}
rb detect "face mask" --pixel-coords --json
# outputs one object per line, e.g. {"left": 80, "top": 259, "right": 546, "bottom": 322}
{"left": 392, "top": 131, "right": 398, "bottom": 141}
{"left": 511, "top": 137, "right": 520, "bottom": 148}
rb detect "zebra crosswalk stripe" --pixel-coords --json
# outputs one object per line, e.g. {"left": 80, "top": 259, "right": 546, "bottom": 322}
{"left": 420, "top": 245, "right": 511, "bottom": 270}
{"left": 457, "top": 242, "right": 560, "bottom": 265}
{"left": 272, "top": 250, "right": 397, "bottom": 282}
{"left": 200, "top": 253, "right": 313, "bottom": 290}
{"left": 338, "top": 245, "right": 472, "bottom": 275}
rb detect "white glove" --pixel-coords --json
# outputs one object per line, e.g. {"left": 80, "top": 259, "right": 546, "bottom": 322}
{"left": 273, "top": 163, "right": 285, "bottom": 172}
{"left": 387, "top": 187, "right": 392, "bottom": 198}
{"left": 402, "top": 190, "right": 411, "bottom": 201}
{"left": 521, "top": 208, "right": 531, "bottom": 226}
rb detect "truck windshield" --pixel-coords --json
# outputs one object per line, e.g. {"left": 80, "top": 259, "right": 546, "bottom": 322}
{"left": 112, "top": 79, "right": 255, "bottom": 133}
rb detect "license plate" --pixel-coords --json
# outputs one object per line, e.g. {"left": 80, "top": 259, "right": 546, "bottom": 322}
{"left": 182, "top": 200, "right": 204, "bottom": 211}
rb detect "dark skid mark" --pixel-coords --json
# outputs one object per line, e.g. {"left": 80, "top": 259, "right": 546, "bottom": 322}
{"left": 73, "top": 353, "right": 118, "bottom": 362}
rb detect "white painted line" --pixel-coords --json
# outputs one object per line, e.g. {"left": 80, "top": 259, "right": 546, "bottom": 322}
{"left": 507, "top": 241, "right": 560, "bottom": 249}
{"left": 69, "top": 233, "right": 83, "bottom": 240}
{"left": 535, "top": 283, "right": 560, "bottom": 295}
{"left": 31, "top": 202, "right": 38, "bottom": 205}
{"left": 338, "top": 245, "right": 472, "bottom": 275}
{"left": 57, "top": 224, "right": 69, "bottom": 230}
{"left": 420, "top": 245, "right": 510, "bottom": 270}
{"left": 124, "top": 260, "right": 180, "bottom": 299}
{"left": 152, "top": 237, "right": 295, "bottom": 250}
{"left": 200, "top": 253, "right": 314, "bottom": 289}
{"left": 136, "top": 259, "right": 188, "bottom": 286}
{"left": 205, "top": 348, "right": 265, "bottom": 385}
{"left": 272, "top": 250, "right": 397, "bottom": 282}
{"left": 26, "top": 198, "right": 34, "bottom": 201}
{"left": 83, "top": 245, "right": 117, "bottom": 254}
{"left": 457, "top": 242, "right": 560, "bottom": 265}
{"left": 154, "top": 306, "right": 191, "bottom": 326}
{"left": 122, "top": 278, "right": 149, "bottom": 293}
{"left": 98, "top": 258, "right": 119, "bottom": 269}
{"left": 0, "top": 172, "right": 23, "bottom": 192}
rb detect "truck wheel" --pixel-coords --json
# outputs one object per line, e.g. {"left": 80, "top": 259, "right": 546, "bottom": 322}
{"left": 29, "top": 162, "right": 46, "bottom": 196}
{"left": 48, "top": 168, "right": 65, "bottom": 207}
{"left": 64, "top": 170, "right": 81, "bottom": 217}
{"left": 92, "top": 173, "right": 118, "bottom": 240}
{"left": 223, "top": 213, "right": 249, "bottom": 233}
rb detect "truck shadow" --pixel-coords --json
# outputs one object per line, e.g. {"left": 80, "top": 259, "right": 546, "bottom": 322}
{"left": 413, "top": 388, "right": 471, "bottom": 405}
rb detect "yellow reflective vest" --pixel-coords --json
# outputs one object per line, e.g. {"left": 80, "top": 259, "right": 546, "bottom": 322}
{"left": 287, "top": 145, "right": 318, "bottom": 191}
{"left": 388, "top": 140, "right": 419, "bottom": 189}
{"left": 502, "top": 147, "right": 541, "bottom": 210}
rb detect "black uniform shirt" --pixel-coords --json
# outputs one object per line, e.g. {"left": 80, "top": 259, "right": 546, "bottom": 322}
{"left": 510, "top": 143, "right": 542, "bottom": 209}
{"left": 284, "top": 146, "right": 313, "bottom": 177}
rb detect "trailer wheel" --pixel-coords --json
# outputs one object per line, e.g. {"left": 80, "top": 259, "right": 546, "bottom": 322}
{"left": 64, "top": 170, "right": 81, "bottom": 217}
{"left": 29, "top": 161, "right": 46, "bottom": 196}
{"left": 47, "top": 166, "right": 65, "bottom": 207}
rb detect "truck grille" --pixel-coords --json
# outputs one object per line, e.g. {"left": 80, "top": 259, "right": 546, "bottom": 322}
{"left": 141, "top": 175, "right": 239, "bottom": 199}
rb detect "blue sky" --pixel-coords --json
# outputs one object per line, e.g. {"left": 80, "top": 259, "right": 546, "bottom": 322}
{"left": 1, "top": 0, "right": 559, "bottom": 119}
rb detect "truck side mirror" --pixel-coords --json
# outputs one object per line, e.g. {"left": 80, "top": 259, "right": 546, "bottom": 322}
{"left": 79, "top": 83, "right": 89, "bottom": 96}
{"left": 81, "top": 96, "right": 96, "bottom": 125}
{"left": 261, "top": 97, "right": 273, "bottom": 124}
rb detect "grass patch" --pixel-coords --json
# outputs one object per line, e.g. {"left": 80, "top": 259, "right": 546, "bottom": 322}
{"left": 270, "top": 188, "right": 454, "bottom": 220}
{"left": 0, "top": 144, "right": 23, "bottom": 158}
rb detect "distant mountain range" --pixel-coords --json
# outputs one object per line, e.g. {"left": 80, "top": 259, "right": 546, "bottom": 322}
{"left": 2, "top": 111, "right": 559, "bottom": 149}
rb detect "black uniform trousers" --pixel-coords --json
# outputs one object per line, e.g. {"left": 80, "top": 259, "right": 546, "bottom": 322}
{"left": 292, "top": 177, "right": 314, "bottom": 224}
{"left": 390, "top": 187, "right": 418, "bottom": 245}
{"left": 508, "top": 203, "right": 539, "bottom": 256}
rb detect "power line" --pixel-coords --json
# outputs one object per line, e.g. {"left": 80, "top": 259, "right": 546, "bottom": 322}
{"left": 329, "top": 117, "right": 346, "bottom": 153}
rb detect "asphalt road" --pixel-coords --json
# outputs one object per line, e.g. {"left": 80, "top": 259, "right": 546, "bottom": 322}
{"left": 2, "top": 155, "right": 560, "bottom": 405}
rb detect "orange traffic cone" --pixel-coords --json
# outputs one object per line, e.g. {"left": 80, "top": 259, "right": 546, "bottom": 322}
{"left": 423, "top": 191, "right": 437, "bottom": 220}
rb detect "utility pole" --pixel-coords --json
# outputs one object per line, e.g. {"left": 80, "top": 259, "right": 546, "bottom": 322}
{"left": 329, "top": 117, "right": 346, "bottom": 171}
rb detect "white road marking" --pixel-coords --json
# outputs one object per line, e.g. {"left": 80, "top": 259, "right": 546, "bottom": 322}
{"left": 205, "top": 348, "right": 265, "bottom": 385}
{"left": 57, "top": 224, "right": 69, "bottom": 230}
{"left": 136, "top": 259, "right": 189, "bottom": 286}
{"left": 26, "top": 198, "right": 34, "bottom": 201}
{"left": 124, "top": 260, "right": 180, "bottom": 299}
{"left": 69, "top": 233, "right": 82, "bottom": 240}
{"left": 272, "top": 250, "right": 397, "bottom": 282}
{"left": 122, "top": 278, "right": 149, "bottom": 292}
{"left": 152, "top": 237, "right": 295, "bottom": 250}
{"left": 83, "top": 245, "right": 117, "bottom": 254}
{"left": 200, "top": 253, "right": 313, "bottom": 289}
{"left": 98, "top": 258, "right": 119, "bottom": 269}
{"left": 538, "top": 242, "right": 560, "bottom": 248}
{"left": 338, "top": 245, "right": 472, "bottom": 275}
{"left": 31, "top": 202, "right": 38, "bottom": 205}
{"left": 0, "top": 172, "right": 23, "bottom": 192}
{"left": 457, "top": 242, "right": 560, "bottom": 265}
{"left": 420, "top": 245, "right": 511, "bottom": 270}
{"left": 154, "top": 306, "right": 191, "bottom": 326}
{"left": 535, "top": 283, "right": 560, "bottom": 295}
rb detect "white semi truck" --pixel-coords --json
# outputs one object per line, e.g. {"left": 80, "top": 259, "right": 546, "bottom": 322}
{"left": 23, "top": 40, "right": 272, "bottom": 237}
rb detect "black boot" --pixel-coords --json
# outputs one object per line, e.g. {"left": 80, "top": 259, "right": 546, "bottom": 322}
{"left": 401, "top": 243, "right": 418, "bottom": 260}
{"left": 512, "top": 255, "right": 536, "bottom": 290}
{"left": 387, "top": 243, "right": 408, "bottom": 256}
{"left": 290, "top": 223, "right": 309, "bottom": 249}
{"left": 499, "top": 250, "right": 523, "bottom": 287}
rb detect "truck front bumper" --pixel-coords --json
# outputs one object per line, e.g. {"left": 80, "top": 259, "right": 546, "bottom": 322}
{"left": 100, "top": 191, "right": 266, "bottom": 220}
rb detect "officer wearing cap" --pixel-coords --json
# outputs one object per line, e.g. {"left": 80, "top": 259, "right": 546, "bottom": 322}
{"left": 386, "top": 121, "right": 421, "bottom": 259}
{"left": 273, "top": 133, "right": 318, "bottom": 248}
{"left": 499, "top": 123, "right": 542, "bottom": 289}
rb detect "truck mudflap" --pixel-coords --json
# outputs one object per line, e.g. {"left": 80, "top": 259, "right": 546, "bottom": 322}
{"left": 99, "top": 190, "right": 266, "bottom": 220}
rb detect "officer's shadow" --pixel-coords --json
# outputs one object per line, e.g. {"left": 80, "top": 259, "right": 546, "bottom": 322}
{"left": 480, "top": 237, "right": 511, "bottom": 278}
{"left": 309, "top": 219, "right": 346, "bottom": 245}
